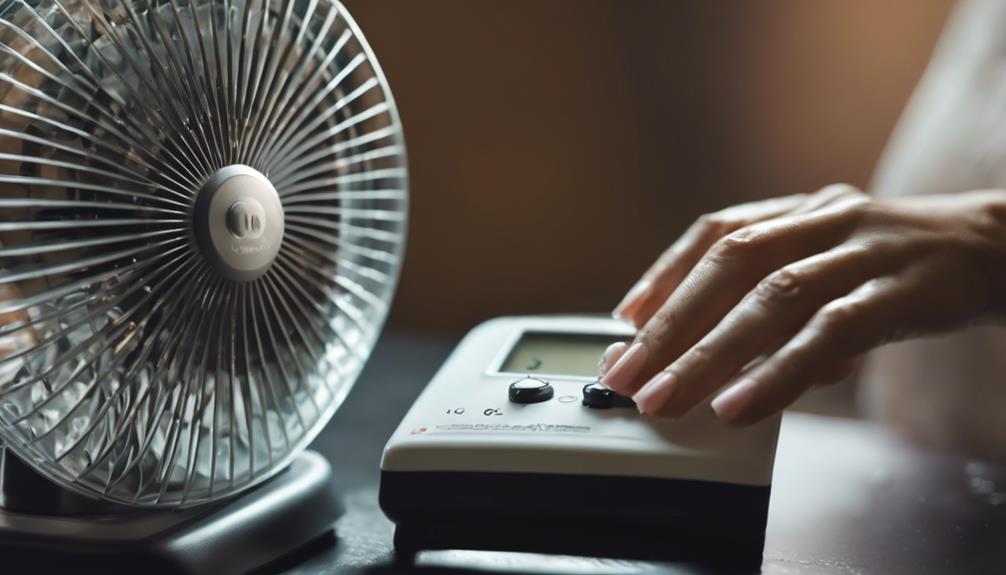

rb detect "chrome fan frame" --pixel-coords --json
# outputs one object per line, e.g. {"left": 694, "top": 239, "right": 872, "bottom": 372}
{"left": 0, "top": 0, "right": 408, "bottom": 507}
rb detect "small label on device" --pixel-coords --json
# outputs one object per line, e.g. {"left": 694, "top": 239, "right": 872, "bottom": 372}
{"left": 434, "top": 423, "right": 591, "bottom": 433}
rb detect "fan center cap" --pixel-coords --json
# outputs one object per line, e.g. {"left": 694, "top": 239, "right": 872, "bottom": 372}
{"left": 194, "top": 165, "right": 283, "bottom": 281}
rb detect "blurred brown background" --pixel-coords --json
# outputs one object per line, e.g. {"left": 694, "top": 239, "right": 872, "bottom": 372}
{"left": 343, "top": 0, "right": 955, "bottom": 333}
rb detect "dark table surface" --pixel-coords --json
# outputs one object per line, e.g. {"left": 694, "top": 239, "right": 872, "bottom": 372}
{"left": 278, "top": 329, "right": 1006, "bottom": 575}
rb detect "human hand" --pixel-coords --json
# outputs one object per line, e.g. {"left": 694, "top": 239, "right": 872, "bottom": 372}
{"left": 598, "top": 185, "right": 1006, "bottom": 425}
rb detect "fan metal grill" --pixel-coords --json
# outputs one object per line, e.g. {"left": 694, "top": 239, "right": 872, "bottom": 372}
{"left": 0, "top": 0, "right": 407, "bottom": 507}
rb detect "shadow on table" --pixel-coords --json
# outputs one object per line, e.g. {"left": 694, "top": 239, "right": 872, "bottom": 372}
{"left": 253, "top": 532, "right": 339, "bottom": 574}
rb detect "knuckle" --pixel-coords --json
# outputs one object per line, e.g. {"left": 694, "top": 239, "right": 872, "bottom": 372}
{"left": 844, "top": 195, "right": 873, "bottom": 215}
{"left": 970, "top": 197, "right": 1006, "bottom": 247}
{"left": 812, "top": 183, "right": 873, "bottom": 222}
{"left": 815, "top": 300, "right": 860, "bottom": 333}
{"left": 818, "top": 183, "right": 865, "bottom": 200}
{"left": 754, "top": 268, "right": 806, "bottom": 306}
{"left": 698, "top": 213, "right": 734, "bottom": 237}
{"left": 678, "top": 343, "right": 714, "bottom": 374}
{"left": 707, "top": 228, "right": 759, "bottom": 263}
{"left": 833, "top": 193, "right": 874, "bottom": 222}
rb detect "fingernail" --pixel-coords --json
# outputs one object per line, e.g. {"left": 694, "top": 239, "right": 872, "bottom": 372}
{"left": 599, "top": 342, "right": 648, "bottom": 393}
{"left": 612, "top": 279, "right": 652, "bottom": 322}
{"left": 711, "top": 378, "right": 757, "bottom": 423}
{"left": 598, "top": 341, "right": 628, "bottom": 375}
{"left": 633, "top": 371, "right": 676, "bottom": 415}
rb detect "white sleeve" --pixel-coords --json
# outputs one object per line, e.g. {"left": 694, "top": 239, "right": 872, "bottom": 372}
{"left": 864, "top": 0, "right": 1006, "bottom": 463}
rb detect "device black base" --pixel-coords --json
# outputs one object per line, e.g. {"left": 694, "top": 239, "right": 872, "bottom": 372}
{"left": 380, "top": 470, "right": 770, "bottom": 571}
{"left": 0, "top": 450, "right": 342, "bottom": 574}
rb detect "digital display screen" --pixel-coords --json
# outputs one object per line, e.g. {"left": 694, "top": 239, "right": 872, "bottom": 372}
{"left": 498, "top": 332, "right": 627, "bottom": 378}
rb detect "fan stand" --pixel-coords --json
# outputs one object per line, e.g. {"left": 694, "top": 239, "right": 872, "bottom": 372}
{"left": 0, "top": 447, "right": 342, "bottom": 574}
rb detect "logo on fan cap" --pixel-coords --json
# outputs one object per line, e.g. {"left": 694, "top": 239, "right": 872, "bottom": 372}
{"left": 226, "top": 199, "right": 266, "bottom": 240}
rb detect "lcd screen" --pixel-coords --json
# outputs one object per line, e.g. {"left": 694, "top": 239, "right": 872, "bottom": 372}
{"left": 498, "top": 332, "right": 627, "bottom": 378}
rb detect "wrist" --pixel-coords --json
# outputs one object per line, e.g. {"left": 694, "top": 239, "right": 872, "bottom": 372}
{"left": 972, "top": 190, "right": 1006, "bottom": 315}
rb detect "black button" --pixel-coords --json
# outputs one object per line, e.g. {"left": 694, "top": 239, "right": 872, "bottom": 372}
{"left": 582, "top": 382, "right": 613, "bottom": 408}
{"left": 582, "top": 382, "right": 636, "bottom": 409}
{"left": 509, "top": 377, "right": 554, "bottom": 404}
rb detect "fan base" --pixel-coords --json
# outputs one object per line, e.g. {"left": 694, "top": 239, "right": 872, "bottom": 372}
{"left": 0, "top": 450, "right": 341, "bottom": 574}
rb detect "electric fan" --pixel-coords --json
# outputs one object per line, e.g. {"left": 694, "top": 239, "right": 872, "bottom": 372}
{"left": 0, "top": 0, "right": 406, "bottom": 571}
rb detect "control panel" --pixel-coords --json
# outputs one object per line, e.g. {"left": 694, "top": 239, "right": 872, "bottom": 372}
{"left": 381, "top": 315, "right": 781, "bottom": 486}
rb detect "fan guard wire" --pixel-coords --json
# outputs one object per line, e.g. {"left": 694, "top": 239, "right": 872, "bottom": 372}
{"left": 0, "top": 0, "right": 407, "bottom": 507}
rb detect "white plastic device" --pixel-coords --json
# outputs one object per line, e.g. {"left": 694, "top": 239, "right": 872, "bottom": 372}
{"left": 380, "top": 315, "right": 782, "bottom": 566}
